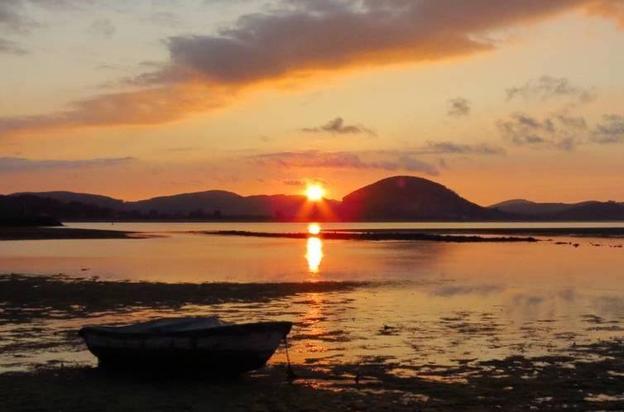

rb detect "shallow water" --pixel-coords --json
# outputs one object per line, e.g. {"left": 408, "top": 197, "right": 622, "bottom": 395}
{"left": 1, "top": 222, "right": 624, "bottom": 384}
{"left": 1, "top": 221, "right": 623, "bottom": 282}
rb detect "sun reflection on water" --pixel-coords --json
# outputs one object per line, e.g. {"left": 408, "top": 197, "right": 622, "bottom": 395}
{"left": 306, "top": 224, "right": 324, "bottom": 273}
{"left": 308, "top": 223, "right": 321, "bottom": 235}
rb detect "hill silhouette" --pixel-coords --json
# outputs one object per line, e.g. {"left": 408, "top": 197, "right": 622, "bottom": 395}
{"left": 340, "top": 176, "right": 505, "bottom": 221}
{"left": 2, "top": 176, "right": 623, "bottom": 222}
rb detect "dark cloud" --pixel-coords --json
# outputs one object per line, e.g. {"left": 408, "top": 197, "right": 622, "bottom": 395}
{"left": 145, "top": 0, "right": 593, "bottom": 87}
{"left": 506, "top": 75, "right": 595, "bottom": 103}
{"left": 497, "top": 112, "right": 588, "bottom": 150}
{"left": 422, "top": 141, "right": 506, "bottom": 155}
{"left": 302, "top": 117, "right": 375, "bottom": 136}
{"left": 0, "top": 38, "right": 27, "bottom": 55}
{"left": 591, "top": 114, "right": 624, "bottom": 144}
{"left": 447, "top": 98, "right": 471, "bottom": 117}
{"left": 249, "top": 150, "right": 439, "bottom": 175}
{"left": 0, "top": 156, "right": 135, "bottom": 173}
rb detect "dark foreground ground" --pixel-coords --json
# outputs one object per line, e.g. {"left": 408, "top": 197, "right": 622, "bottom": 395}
{"left": 1, "top": 274, "right": 623, "bottom": 411}
{"left": 1, "top": 338, "right": 623, "bottom": 412}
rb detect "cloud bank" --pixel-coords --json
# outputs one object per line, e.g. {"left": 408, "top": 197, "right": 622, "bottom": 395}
{"left": 0, "top": 0, "right": 621, "bottom": 136}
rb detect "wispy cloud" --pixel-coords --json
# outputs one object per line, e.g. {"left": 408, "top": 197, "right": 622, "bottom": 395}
{"left": 302, "top": 117, "right": 375, "bottom": 136}
{"left": 282, "top": 179, "right": 304, "bottom": 186}
{"left": 0, "top": 2, "right": 30, "bottom": 33}
{"left": 506, "top": 75, "right": 595, "bottom": 103}
{"left": 0, "top": 84, "right": 231, "bottom": 136}
{"left": 88, "top": 18, "right": 115, "bottom": 38}
{"left": 497, "top": 110, "right": 624, "bottom": 150}
{"left": 0, "top": 157, "right": 135, "bottom": 173}
{"left": 421, "top": 141, "right": 506, "bottom": 155}
{"left": 497, "top": 112, "right": 587, "bottom": 151}
{"left": 249, "top": 150, "right": 439, "bottom": 175}
{"left": 591, "top": 114, "right": 624, "bottom": 144}
{"left": 0, "top": 0, "right": 91, "bottom": 33}
{"left": 447, "top": 98, "right": 471, "bottom": 117}
{"left": 0, "top": 38, "right": 26, "bottom": 55}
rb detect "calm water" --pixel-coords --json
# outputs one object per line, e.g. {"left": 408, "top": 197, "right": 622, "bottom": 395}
{"left": 1, "top": 221, "right": 624, "bottom": 282}
{"left": 1, "top": 222, "right": 623, "bottom": 374}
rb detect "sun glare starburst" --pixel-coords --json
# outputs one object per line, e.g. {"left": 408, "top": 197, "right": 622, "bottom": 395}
{"left": 305, "top": 183, "right": 326, "bottom": 202}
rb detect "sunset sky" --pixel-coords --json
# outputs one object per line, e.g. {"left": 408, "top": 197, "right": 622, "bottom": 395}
{"left": 1, "top": 0, "right": 623, "bottom": 204}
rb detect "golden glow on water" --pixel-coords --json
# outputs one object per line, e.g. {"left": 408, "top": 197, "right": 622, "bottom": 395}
{"left": 306, "top": 237, "right": 324, "bottom": 273}
{"left": 308, "top": 223, "right": 321, "bottom": 235}
{"left": 3, "top": 222, "right": 624, "bottom": 377}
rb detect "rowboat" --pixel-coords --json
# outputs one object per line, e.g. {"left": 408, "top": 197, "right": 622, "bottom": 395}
{"left": 79, "top": 316, "right": 292, "bottom": 374}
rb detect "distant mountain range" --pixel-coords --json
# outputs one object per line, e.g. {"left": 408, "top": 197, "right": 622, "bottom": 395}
{"left": 489, "top": 199, "right": 624, "bottom": 221}
{"left": 1, "top": 190, "right": 339, "bottom": 221}
{"left": 1, "top": 176, "right": 623, "bottom": 222}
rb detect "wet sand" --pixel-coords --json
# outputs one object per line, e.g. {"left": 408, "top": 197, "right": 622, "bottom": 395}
{"left": 0, "top": 274, "right": 366, "bottom": 321}
{"left": 1, "top": 340, "right": 622, "bottom": 411}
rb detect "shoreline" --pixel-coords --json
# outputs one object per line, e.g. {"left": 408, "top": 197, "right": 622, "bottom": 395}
{"left": 3, "top": 224, "right": 624, "bottom": 242}
{"left": 0, "top": 227, "right": 143, "bottom": 241}
{"left": 202, "top": 230, "right": 540, "bottom": 242}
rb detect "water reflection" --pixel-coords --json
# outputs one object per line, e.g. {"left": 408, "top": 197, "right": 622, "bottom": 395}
{"left": 308, "top": 223, "right": 321, "bottom": 236}
{"left": 306, "top": 223, "right": 324, "bottom": 273}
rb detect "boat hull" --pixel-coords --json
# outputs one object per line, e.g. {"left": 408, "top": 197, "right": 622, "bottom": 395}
{"left": 79, "top": 321, "right": 292, "bottom": 374}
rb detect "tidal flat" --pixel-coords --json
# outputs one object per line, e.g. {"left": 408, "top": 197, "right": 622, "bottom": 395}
{"left": 1, "top": 273, "right": 623, "bottom": 411}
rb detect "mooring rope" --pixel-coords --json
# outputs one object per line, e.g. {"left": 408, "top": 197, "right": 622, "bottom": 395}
{"left": 283, "top": 335, "right": 297, "bottom": 381}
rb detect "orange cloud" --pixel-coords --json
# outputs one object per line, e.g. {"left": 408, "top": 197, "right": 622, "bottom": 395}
{"left": 248, "top": 150, "right": 439, "bottom": 175}
{"left": 586, "top": 0, "right": 624, "bottom": 28}
{"left": 0, "top": 0, "right": 620, "bottom": 137}
{"left": 0, "top": 83, "right": 235, "bottom": 136}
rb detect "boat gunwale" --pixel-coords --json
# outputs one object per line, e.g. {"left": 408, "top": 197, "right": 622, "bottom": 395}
{"left": 79, "top": 320, "right": 293, "bottom": 339}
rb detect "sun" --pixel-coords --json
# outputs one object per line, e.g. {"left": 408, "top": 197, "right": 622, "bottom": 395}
{"left": 305, "top": 183, "right": 326, "bottom": 202}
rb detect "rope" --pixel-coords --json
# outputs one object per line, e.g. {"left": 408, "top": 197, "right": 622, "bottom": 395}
{"left": 283, "top": 335, "right": 297, "bottom": 382}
